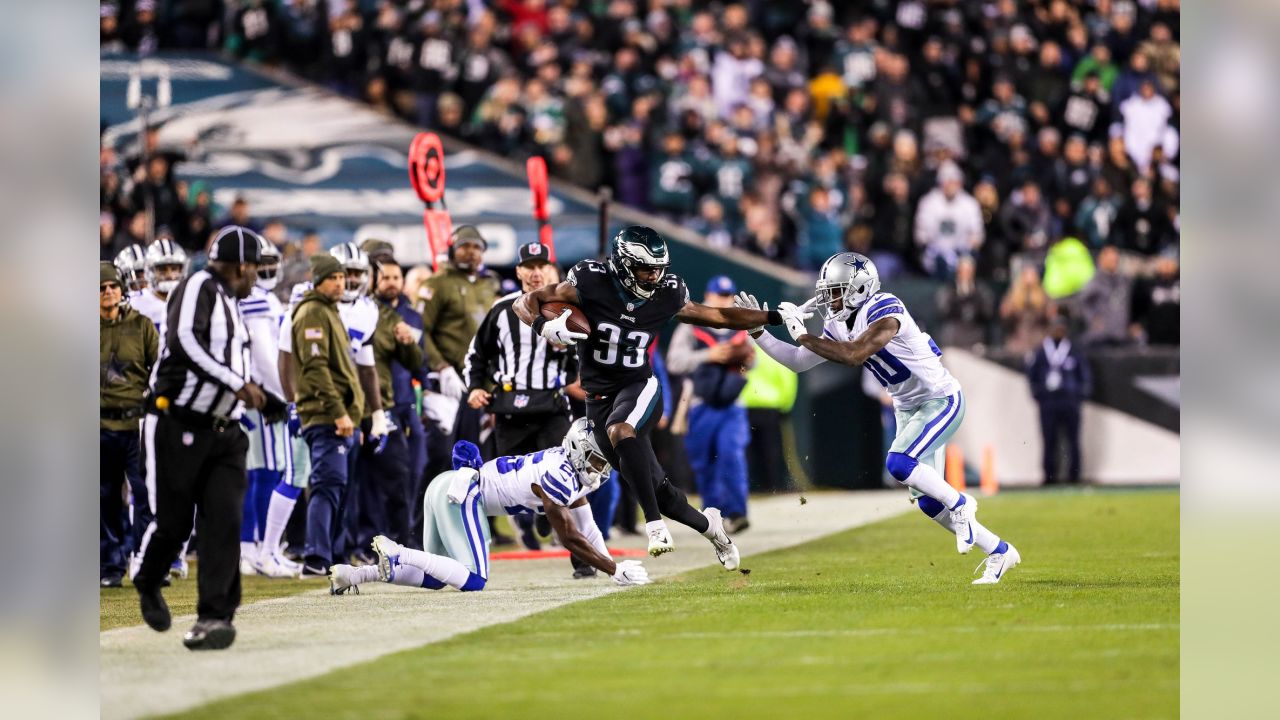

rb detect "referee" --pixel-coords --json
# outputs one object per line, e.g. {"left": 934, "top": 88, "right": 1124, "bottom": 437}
{"left": 463, "top": 241, "right": 578, "bottom": 550}
{"left": 135, "top": 226, "right": 274, "bottom": 651}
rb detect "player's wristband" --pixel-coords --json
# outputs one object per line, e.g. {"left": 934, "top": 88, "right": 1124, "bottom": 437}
{"left": 531, "top": 316, "right": 547, "bottom": 335}
{"left": 767, "top": 310, "right": 783, "bottom": 326}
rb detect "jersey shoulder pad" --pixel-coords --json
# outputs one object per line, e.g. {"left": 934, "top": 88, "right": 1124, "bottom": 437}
{"left": 288, "top": 282, "right": 311, "bottom": 307}
{"left": 535, "top": 454, "right": 580, "bottom": 507}
{"left": 863, "top": 293, "right": 907, "bottom": 324}
{"left": 567, "top": 260, "right": 607, "bottom": 287}
{"left": 660, "top": 273, "right": 690, "bottom": 307}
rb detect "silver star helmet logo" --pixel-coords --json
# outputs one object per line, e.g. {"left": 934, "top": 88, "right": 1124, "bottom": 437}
{"left": 847, "top": 257, "right": 868, "bottom": 273}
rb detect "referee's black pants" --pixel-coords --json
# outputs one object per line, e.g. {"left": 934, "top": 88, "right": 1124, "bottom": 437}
{"left": 493, "top": 411, "right": 572, "bottom": 457}
{"left": 136, "top": 415, "right": 249, "bottom": 621}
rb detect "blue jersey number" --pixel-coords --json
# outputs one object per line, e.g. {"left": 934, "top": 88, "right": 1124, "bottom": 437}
{"left": 865, "top": 349, "right": 911, "bottom": 387}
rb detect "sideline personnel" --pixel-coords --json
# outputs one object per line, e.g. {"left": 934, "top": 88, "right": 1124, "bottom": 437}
{"left": 135, "top": 226, "right": 271, "bottom": 650}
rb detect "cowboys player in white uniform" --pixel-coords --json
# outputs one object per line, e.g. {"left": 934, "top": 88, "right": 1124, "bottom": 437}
{"left": 126, "top": 238, "right": 193, "bottom": 581}
{"left": 114, "top": 244, "right": 149, "bottom": 294}
{"left": 739, "top": 252, "right": 1020, "bottom": 584}
{"left": 262, "top": 242, "right": 389, "bottom": 576}
{"left": 237, "top": 235, "right": 297, "bottom": 576}
{"left": 328, "top": 419, "right": 650, "bottom": 594}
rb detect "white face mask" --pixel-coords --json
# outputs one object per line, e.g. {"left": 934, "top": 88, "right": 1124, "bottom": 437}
{"left": 156, "top": 279, "right": 180, "bottom": 295}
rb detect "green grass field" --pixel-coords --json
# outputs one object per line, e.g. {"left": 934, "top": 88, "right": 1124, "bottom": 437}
{"left": 159, "top": 489, "right": 1178, "bottom": 719}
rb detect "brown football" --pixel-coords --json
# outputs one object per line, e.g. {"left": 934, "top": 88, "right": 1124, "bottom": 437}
{"left": 541, "top": 301, "right": 592, "bottom": 336}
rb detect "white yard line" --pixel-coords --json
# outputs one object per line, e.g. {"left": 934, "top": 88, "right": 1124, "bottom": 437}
{"left": 100, "top": 491, "right": 909, "bottom": 720}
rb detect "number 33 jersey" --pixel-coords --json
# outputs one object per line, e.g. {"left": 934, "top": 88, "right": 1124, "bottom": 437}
{"left": 567, "top": 260, "right": 689, "bottom": 395}
{"left": 824, "top": 292, "right": 960, "bottom": 409}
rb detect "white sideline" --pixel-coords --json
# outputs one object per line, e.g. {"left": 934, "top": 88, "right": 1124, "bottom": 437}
{"left": 100, "top": 491, "right": 910, "bottom": 720}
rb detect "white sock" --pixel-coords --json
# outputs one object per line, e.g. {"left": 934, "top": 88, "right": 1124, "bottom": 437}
{"left": 923, "top": 501, "right": 1002, "bottom": 554}
{"left": 396, "top": 546, "right": 473, "bottom": 589}
{"left": 387, "top": 563, "right": 425, "bottom": 587}
{"left": 903, "top": 463, "right": 961, "bottom": 509}
{"left": 240, "top": 541, "right": 256, "bottom": 559}
{"left": 570, "top": 506, "right": 610, "bottom": 559}
{"left": 260, "top": 490, "right": 298, "bottom": 559}
{"left": 646, "top": 519, "right": 669, "bottom": 536}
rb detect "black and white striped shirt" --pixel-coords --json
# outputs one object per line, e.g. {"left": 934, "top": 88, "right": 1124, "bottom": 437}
{"left": 151, "top": 269, "right": 252, "bottom": 418}
{"left": 463, "top": 291, "right": 577, "bottom": 394}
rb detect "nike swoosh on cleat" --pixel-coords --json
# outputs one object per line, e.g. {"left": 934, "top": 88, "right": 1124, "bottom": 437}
{"left": 966, "top": 525, "right": 974, "bottom": 544}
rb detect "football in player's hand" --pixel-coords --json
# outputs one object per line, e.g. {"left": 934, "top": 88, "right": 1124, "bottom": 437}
{"left": 542, "top": 301, "right": 592, "bottom": 337}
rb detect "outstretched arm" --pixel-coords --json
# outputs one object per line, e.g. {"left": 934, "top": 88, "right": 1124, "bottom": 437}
{"left": 675, "top": 301, "right": 781, "bottom": 330}
{"left": 532, "top": 487, "right": 616, "bottom": 575}
{"left": 752, "top": 330, "right": 828, "bottom": 373}
{"left": 513, "top": 281, "right": 580, "bottom": 326}
{"left": 795, "top": 317, "right": 900, "bottom": 367}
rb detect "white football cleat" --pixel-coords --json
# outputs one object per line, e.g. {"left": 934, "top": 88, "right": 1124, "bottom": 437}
{"left": 328, "top": 564, "right": 361, "bottom": 595}
{"left": 239, "top": 555, "right": 260, "bottom": 576}
{"left": 951, "top": 494, "right": 977, "bottom": 554}
{"left": 169, "top": 557, "right": 189, "bottom": 580}
{"left": 702, "top": 508, "right": 741, "bottom": 571}
{"left": 371, "top": 535, "right": 402, "bottom": 582}
{"left": 972, "top": 544, "right": 1021, "bottom": 585}
{"left": 646, "top": 522, "right": 674, "bottom": 557}
{"left": 253, "top": 553, "right": 300, "bottom": 579}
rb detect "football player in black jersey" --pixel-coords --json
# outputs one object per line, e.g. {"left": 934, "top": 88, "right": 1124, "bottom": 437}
{"left": 514, "top": 226, "right": 788, "bottom": 569}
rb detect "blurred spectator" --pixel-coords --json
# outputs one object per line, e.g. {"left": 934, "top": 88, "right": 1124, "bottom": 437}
{"left": 1041, "top": 235, "right": 1095, "bottom": 299}
{"left": 215, "top": 196, "right": 258, "bottom": 233}
{"left": 914, "top": 161, "right": 984, "bottom": 278}
{"left": 280, "top": 229, "right": 321, "bottom": 293}
{"left": 1028, "top": 317, "right": 1091, "bottom": 485}
{"left": 934, "top": 256, "right": 994, "bottom": 350}
{"left": 1075, "top": 177, "right": 1122, "bottom": 249}
{"left": 1116, "top": 177, "right": 1174, "bottom": 256}
{"left": 689, "top": 197, "right": 733, "bottom": 250}
{"left": 1118, "top": 78, "right": 1176, "bottom": 173}
{"left": 797, "top": 186, "right": 842, "bottom": 270}
{"left": 1000, "top": 265, "right": 1055, "bottom": 354}
{"left": 112, "top": 211, "right": 149, "bottom": 258}
{"left": 1077, "top": 245, "right": 1133, "bottom": 347}
{"left": 1131, "top": 251, "right": 1180, "bottom": 346}
{"left": 129, "top": 155, "right": 187, "bottom": 246}
{"left": 1058, "top": 71, "right": 1111, "bottom": 144}
{"left": 100, "top": 212, "right": 118, "bottom": 262}
{"left": 999, "top": 180, "right": 1053, "bottom": 263}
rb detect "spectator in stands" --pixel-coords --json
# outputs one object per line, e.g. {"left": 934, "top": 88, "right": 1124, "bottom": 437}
{"left": 215, "top": 196, "right": 257, "bottom": 233}
{"left": 1116, "top": 177, "right": 1174, "bottom": 256}
{"left": 113, "top": 211, "right": 149, "bottom": 257}
{"left": 914, "top": 161, "right": 984, "bottom": 279}
{"left": 130, "top": 156, "right": 187, "bottom": 247}
{"left": 1075, "top": 177, "right": 1122, "bottom": 249}
{"left": 999, "top": 180, "right": 1053, "bottom": 263}
{"left": 1119, "top": 78, "right": 1177, "bottom": 174}
{"left": 798, "top": 186, "right": 841, "bottom": 270}
{"left": 1028, "top": 316, "right": 1091, "bottom": 485}
{"left": 1077, "top": 245, "right": 1133, "bottom": 347}
{"left": 100, "top": 212, "right": 118, "bottom": 262}
{"left": 690, "top": 197, "right": 733, "bottom": 250}
{"left": 1000, "top": 265, "right": 1055, "bottom": 354}
{"left": 1131, "top": 251, "right": 1180, "bottom": 346}
{"left": 935, "top": 256, "right": 994, "bottom": 350}
{"left": 1059, "top": 70, "right": 1111, "bottom": 144}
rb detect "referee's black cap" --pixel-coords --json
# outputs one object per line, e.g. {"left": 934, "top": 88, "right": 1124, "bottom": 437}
{"left": 517, "top": 241, "right": 551, "bottom": 266}
{"left": 210, "top": 225, "right": 264, "bottom": 264}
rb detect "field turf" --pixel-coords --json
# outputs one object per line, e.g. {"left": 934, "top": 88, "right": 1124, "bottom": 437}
{"left": 100, "top": 572, "right": 328, "bottom": 631}
{"left": 162, "top": 489, "right": 1178, "bottom": 719}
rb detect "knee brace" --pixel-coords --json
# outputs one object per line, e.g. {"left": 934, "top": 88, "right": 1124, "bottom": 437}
{"left": 916, "top": 495, "right": 946, "bottom": 519}
{"left": 460, "top": 572, "right": 486, "bottom": 592}
{"left": 886, "top": 452, "right": 918, "bottom": 483}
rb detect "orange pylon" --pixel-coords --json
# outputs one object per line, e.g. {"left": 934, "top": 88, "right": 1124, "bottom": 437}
{"left": 945, "top": 445, "right": 965, "bottom": 491}
{"left": 980, "top": 444, "right": 998, "bottom": 495}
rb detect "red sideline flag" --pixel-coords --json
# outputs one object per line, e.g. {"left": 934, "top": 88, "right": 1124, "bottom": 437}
{"left": 408, "top": 132, "right": 450, "bottom": 271}
{"left": 526, "top": 156, "right": 555, "bottom": 262}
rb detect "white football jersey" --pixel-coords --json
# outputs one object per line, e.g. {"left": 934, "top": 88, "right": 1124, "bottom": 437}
{"left": 824, "top": 292, "right": 960, "bottom": 409}
{"left": 129, "top": 289, "right": 169, "bottom": 341}
{"left": 477, "top": 447, "right": 590, "bottom": 517}
{"left": 240, "top": 287, "right": 286, "bottom": 398}
{"left": 278, "top": 282, "right": 377, "bottom": 367}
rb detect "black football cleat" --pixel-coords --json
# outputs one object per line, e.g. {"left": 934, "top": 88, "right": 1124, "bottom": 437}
{"left": 183, "top": 619, "right": 236, "bottom": 650}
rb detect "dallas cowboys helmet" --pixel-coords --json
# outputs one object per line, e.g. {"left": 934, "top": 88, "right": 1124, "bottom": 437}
{"left": 562, "top": 418, "right": 612, "bottom": 492}
{"left": 815, "top": 252, "right": 881, "bottom": 322}
{"left": 329, "top": 241, "right": 370, "bottom": 302}
{"left": 114, "top": 244, "right": 149, "bottom": 293}
{"left": 255, "top": 234, "right": 281, "bottom": 291}
{"left": 144, "top": 238, "right": 189, "bottom": 296}
{"left": 608, "top": 225, "right": 670, "bottom": 300}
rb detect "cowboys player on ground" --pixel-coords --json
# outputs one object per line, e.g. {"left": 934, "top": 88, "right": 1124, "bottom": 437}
{"left": 513, "top": 226, "right": 784, "bottom": 568}
{"left": 329, "top": 419, "right": 649, "bottom": 593}
{"left": 740, "top": 252, "right": 1020, "bottom": 584}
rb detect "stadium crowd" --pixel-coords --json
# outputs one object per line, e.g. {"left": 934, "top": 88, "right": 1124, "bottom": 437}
{"left": 102, "top": 0, "right": 1179, "bottom": 351}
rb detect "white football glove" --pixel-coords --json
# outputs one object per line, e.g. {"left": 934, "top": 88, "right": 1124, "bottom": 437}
{"left": 777, "top": 298, "right": 817, "bottom": 342}
{"left": 611, "top": 559, "right": 651, "bottom": 586}
{"left": 368, "top": 408, "right": 391, "bottom": 454}
{"left": 437, "top": 366, "right": 467, "bottom": 400}
{"left": 541, "top": 309, "right": 589, "bottom": 346}
{"left": 733, "top": 291, "right": 768, "bottom": 337}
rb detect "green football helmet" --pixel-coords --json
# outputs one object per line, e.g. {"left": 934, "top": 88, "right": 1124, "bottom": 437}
{"left": 608, "top": 225, "right": 670, "bottom": 299}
